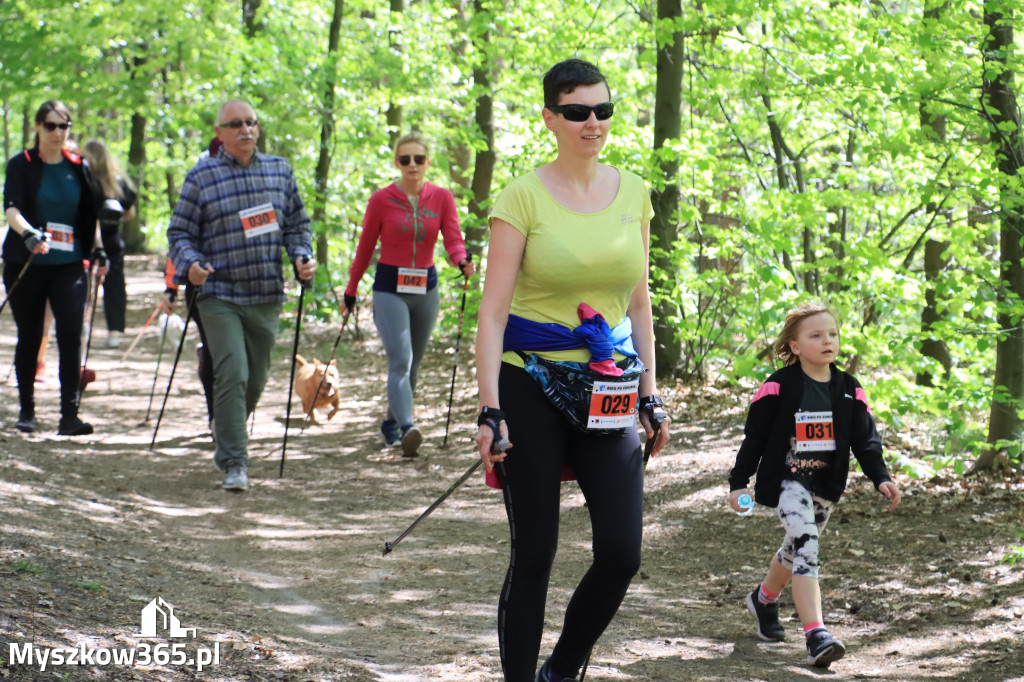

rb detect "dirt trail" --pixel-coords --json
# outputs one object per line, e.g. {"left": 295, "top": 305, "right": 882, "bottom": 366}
{"left": 1, "top": 256, "right": 1023, "bottom": 681}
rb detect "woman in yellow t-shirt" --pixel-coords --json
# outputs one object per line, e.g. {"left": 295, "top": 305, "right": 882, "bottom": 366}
{"left": 475, "top": 58, "right": 672, "bottom": 682}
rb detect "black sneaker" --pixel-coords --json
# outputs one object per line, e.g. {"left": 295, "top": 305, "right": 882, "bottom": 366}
{"left": 746, "top": 588, "right": 785, "bottom": 641}
{"left": 380, "top": 420, "right": 401, "bottom": 447}
{"left": 15, "top": 413, "right": 36, "bottom": 433}
{"left": 805, "top": 628, "right": 845, "bottom": 667}
{"left": 57, "top": 416, "right": 94, "bottom": 436}
{"left": 536, "top": 658, "right": 578, "bottom": 682}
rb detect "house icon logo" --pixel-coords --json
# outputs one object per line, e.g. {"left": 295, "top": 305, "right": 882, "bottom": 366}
{"left": 136, "top": 597, "right": 197, "bottom": 639}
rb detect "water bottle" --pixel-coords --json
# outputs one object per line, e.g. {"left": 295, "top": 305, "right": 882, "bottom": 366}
{"left": 737, "top": 493, "right": 755, "bottom": 516}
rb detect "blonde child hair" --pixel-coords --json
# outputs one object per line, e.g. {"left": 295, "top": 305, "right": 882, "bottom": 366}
{"left": 773, "top": 302, "right": 837, "bottom": 366}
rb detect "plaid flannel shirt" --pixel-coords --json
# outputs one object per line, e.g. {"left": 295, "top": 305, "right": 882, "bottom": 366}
{"left": 167, "top": 149, "right": 313, "bottom": 306}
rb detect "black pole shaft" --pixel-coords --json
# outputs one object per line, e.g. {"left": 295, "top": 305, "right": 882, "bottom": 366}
{"left": 279, "top": 283, "right": 307, "bottom": 477}
{"left": 382, "top": 458, "right": 482, "bottom": 556}
{"left": 0, "top": 250, "right": 39, "bottom": 316}
{"left": 144, "top": 315, "right": 171, "bottom": 422}
{"left": 76, "top": 262, "right": 103, "bottom": 405}
{"left": 442, "top": 276, "right": 470, "bottom": 448}
{"left": 149, "top": 292, "right": 196, "bottom": 450}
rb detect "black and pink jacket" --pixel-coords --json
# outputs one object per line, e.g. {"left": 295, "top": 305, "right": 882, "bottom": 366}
{"left": 728, "top": 362, "right": 892, "bottom": 507}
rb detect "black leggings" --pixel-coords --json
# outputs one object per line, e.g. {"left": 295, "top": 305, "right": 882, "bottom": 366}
{"left": 496, "top": 363, "right": 643, "bottom": 681}
{"left": 3, "top": 260, "right": 88, "bottom": 419}
{"left": 100, "top": 227, "right": 126, "bottom": 332}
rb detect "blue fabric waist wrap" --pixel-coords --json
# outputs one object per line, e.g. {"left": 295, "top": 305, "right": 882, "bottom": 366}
{"left": 503, "top": 313, "right": 637, "bottom": 363}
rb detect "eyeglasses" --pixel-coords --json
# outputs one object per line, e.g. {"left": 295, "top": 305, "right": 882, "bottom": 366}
{"left": 398, "top": 155, "right": 427, "bottom": 166}
{"left": 547, "top": 102, "right": 615, "bottom": 122}
{"left": 217, "top": 118, "right": 259, "bottom": 129}
{"left": 42, "top": 121, "right": 73, "bottom": 132}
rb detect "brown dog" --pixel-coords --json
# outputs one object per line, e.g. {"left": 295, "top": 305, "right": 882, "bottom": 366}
{"left": 294, "top": 355, "right": 342, "bottom": 423}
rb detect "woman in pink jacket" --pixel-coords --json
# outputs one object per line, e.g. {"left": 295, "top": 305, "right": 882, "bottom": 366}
{"left": 344, "top": 132, "right": 473, "bottom": 456}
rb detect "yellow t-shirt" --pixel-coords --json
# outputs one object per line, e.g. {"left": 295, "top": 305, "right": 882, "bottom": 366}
{"left": 489, "top": 167, "right": 655, "bottom": 366}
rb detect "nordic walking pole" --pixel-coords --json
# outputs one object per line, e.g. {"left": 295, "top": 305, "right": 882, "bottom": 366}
{"left": 442, "top": 254, "right": 473, "bottom": 448}
{"left": 120, "top": 303, "right": 163, "bottom": 363}
{"left": 144, "top": 314, "right": 171, "bottom": 422}
{"left": 298, "top": 315, "right": 349, "bottom": 435}
{"left": 77, "top": 254, "right": 105, "bottom": 405}
{"left": 149, "top": 287, "right": 197, "bottom": 450}
{"left": 279, "top": 260, "right": 311, "bottom": 478}
{"left": 383, "top": 436, "right": 509, "bottom": 556}
{"left": 0, "top": 240, "right": 46, "bottom": 316}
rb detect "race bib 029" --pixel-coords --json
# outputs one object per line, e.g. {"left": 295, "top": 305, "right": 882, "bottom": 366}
{"left": 587, "top": 377, "right": 639, "bottom": 429}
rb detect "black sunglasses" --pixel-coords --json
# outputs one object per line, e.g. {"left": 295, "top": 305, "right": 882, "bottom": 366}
{"left": 42, "top": 121, "right": 73, "bottom": 132}
{"left": 217, "top": 118, "right": 259, "bottom": 129}
{"left": 547, "top": 102, "right": 615, "bottom": 122}
{"left": 398, "top": 154, "right": 427, "bottom": 166}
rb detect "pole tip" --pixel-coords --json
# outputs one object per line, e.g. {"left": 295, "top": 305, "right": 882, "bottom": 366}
{"left": 382, "top": 542, "right": 393, "bottom": 556}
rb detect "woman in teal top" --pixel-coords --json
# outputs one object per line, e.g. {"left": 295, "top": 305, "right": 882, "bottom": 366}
{"left": 2, "top": 100, "right": 102, "bottom": 436}
{"left": 475, "top": 59, "right": 672, "bottom": 682}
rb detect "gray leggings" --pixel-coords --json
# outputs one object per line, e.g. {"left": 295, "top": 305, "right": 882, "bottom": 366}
{"left": 776, "top": 479, "right": 834, "bottom": 578}
{"left": 372, "top": 288, "right": 440, "bottom": 428}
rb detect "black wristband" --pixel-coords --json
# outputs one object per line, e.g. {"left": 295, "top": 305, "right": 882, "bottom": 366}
{"left": 639, "top": 395, "right": 668, "bottom": 425}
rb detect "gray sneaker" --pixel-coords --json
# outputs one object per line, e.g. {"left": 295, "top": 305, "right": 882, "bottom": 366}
{"left": 400, "top": 425, "right": 422, "bottom": 457}
{"left": 222, "top": 464, "right": 248, "bottom": 491}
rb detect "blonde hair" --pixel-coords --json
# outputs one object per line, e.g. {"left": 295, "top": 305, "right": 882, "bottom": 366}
{"left": 82, "top": 140, "right": 135, "bottom": 200}
{"left": 773, "top": 302, "right": 837, "bottom": 366}
{"left": 392, "top": 131, "right": 430, "bottom": 161}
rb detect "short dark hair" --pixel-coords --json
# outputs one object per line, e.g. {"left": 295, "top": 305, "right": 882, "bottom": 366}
{"left": 543, "top": 59, "right": 609, "bottom": 108}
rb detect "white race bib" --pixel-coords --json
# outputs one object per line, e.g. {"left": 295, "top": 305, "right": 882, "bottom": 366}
{"left": 239, "top": 203, "right": 280, "bottom": 239}
{"left": 587, "top": 377, "right": 639, "bottom": 429}
{"left": 396, "top": 267, "right": 428, "bottom": 295}
{"left": 46, "top": 222, "right": 75, "bottom": 252}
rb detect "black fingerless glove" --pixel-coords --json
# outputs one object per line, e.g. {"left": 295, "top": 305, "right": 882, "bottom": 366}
{"left": 639, "top": 395, "right": 668, "bottom": 426}
{"left": 459, "top": 253, "right": 473, "bottom": 277}
{"left": 478, "top": 406, "right": 510, "bottom": 453}
{"left": 21, "top": 228, "right": 45, "bottom": 252}
{"left": 164, "top": 287, "right": 178, "bottom": 304}
{"left": 91, "top": 248, "right": 107, "bottom": 266}
{"left": 343, "top": 294, "right": 356, "bottom": 314}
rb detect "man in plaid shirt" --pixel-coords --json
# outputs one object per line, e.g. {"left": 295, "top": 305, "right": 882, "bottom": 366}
{"left": 167, "top": 100, "right": 316, "bottom": 492}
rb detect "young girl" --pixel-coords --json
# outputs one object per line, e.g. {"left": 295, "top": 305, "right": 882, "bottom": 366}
{"left": 728, "top": 302, "right": 900, "bottom": 667}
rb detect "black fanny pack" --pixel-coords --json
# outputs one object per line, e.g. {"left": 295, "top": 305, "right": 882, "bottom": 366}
{"left": 516, "top": 352, "right": 644, "bottom": 434}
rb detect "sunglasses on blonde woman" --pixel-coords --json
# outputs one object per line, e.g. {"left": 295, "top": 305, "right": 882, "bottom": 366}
{"left": 398, "top": 155, "right": 427, "bottom": 166}
{"left": 547, "top": 102, "right": 614, "bottom": 122}
{"left": 42, "top": 121, "right": 73, "bottom": 132}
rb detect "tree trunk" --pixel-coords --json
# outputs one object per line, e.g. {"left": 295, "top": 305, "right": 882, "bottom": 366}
{"left": 977, "top": 0, "right": 1024, "bottom": 470}
{"left": 123, "top": 112, "right": 147, "bottom": 253}
{"left": 312, "top": 0, "right": 345, "bottom": 271}
{"left": 916, "top": 0, "right": 954, "bottom": 386}
{"left": 650, "top": 0, "right": 684, "bottom": 379}
{"left": 465, "top": 0, "right": 497, "bottom": 256}
{"left": 386, "top": 0, "right": 405, "bottom": 146}
{"left": 243, "top": 0, "right": 262, "bottom": 38}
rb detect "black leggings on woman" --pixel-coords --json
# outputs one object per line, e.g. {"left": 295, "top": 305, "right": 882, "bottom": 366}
{"left": 496, "top": 363, "right": 643, "bottom": 681}
{"left": 3, "top": 260, "right": 88, "bottom": 420}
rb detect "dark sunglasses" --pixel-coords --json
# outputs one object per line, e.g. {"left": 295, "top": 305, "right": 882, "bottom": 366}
{"left": 547, "top": 102, "right": 614, "bottom": 122}
{"left": 217, "top": 118, "right": 259, "bottom": 129}
{"left": 398, "top": 154, "right": 427, "bottom": 166}
{"left": 42, "top": 121, "right": 73, "bottom": 132}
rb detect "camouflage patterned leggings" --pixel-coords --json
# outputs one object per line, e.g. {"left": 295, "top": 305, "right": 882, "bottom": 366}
{"left": 776, "top": 479, "right": 834, "bottom": 578}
